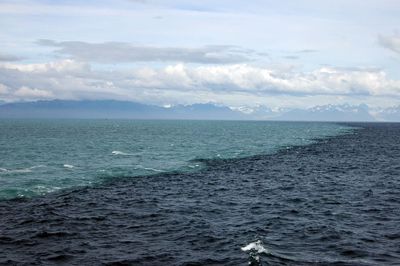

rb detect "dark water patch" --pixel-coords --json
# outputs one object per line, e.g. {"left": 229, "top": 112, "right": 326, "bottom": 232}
{"left": 0, "top": 123, "right": 400, "bottom": 265}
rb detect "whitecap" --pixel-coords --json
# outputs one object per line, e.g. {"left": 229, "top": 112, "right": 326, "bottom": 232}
{"left": 188, "top": 164, "right": 200, "bottom": 169}
{"left": 112, "top": 151, "right": 132, "bottom": 156}
{"left": 63, "top": 164, "right": 74, "bottom": 169}
{"left": 241, "top": 240, "right": 268, "bottom": 254}
{"left": 29, "top": 165, "right": 46, "bottom": 169}
{"left": 4, "top": 168, "right": 33, "bottom": 174}
{"left": 0, "top": 165, "right": 46, "bottom": 173}
{"left": 241, "top": 240, "right": 269, "bottom": 265}
{"left": 14, "top": 168, "right": 33, "bottom": 173}
{"left": 143, "top": 167, "right": 163, "bottom": 172}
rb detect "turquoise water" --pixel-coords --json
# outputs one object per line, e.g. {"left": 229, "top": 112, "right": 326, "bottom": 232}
{"left": 0, "top": 120, "right": 353, "bottom": 199}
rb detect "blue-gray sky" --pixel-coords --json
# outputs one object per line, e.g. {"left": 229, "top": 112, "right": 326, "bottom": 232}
{"left": 0, "top": 0, "right": 399, "bottom": 108}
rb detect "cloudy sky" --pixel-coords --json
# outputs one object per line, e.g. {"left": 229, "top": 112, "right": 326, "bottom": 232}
{"left": 0, "top": 0, "right": 399, "bottom": 108}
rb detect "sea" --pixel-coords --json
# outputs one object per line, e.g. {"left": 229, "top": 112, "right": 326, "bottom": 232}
{"left": 0, "top": 120, "right": 399, "bottom": 265}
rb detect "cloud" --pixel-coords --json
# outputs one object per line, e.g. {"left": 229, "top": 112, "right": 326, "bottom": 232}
{"left": 297, "top": 49, "right": 318, "bottom": 54}
{"left": 0, "top": 54, "right": 22, "bottom": 62}
{"left": 379, "top": 32, "right": 400, "bottom": 54}
{"left": 14, "top": 86, "right": 54, "bottom": 100}
{"left": 1, "top": 59, "right": 89, "bottom": 73}
{"left": 0, "top": 84, "right": 10, "bottom": 94}
{"left": 37, "top": 39, "right": 253, "bottom": 64}
{"left": 282, "top": 55, "right": 299, "bottom": 60}
{"left": 0, "top": 60, "right": 399, "bottom": 107}
{"left": 123, "top": 64, "right": 400, "bottom": 97}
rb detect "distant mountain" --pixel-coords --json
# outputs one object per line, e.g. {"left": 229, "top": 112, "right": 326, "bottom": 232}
{"left": 275, "top": 104, "right": 376, "bottom": 122}
{"left": 168, "top": 103, "right": 246, "bottom": 120}
{"left": 231, "top": 106, "right": 280, "bottom": 120}
{"left": 2, "top": 100, "right": 400, "bottom": 121}
{"left": 0, "top": 100, "right": 246, "bottom": 120}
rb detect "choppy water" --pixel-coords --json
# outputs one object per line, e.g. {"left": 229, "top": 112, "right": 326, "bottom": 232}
{"left": 1, "top": 122, "right": 400, "bottom": 265}
{"left": 0, "top": 120, "right": 350, "bottom": 199}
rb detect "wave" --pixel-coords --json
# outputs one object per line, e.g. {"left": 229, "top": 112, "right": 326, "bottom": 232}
{"left": 1, "top": 168, "right": 32, "bottom": 173}
{"left": 30, "top": 165, "right": 46, "bottom": 169}
{"left": 241, "top": 240, "right": 268, "bottom": 254}
{"left": 135, "top": 165, "right": 164, "bottom": 172}
{"left": 0, "top": 165, "right": 46, "bottom": 174}
{"left": 142, "top": 167, "right": 163, "bottom": 172}
{"left": 63, "top": 164, "right": 74, "bottom": 169}
{"left": 241, "top": 240, "right": 269, "bottom": 265}
{"left": 111, "top": 151, "right": 134, "bottom": 156}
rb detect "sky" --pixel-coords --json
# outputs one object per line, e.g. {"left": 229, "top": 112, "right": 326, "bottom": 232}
{"left": 0, "top": 0, "right": 399, "bottom": 109}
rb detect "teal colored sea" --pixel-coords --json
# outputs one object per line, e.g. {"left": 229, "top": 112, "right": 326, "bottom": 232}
{"left": 0, "top": 120, "right": 352, "bottom": 199}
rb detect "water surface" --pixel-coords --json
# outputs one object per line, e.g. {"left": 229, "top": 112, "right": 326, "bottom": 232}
{"left": 0, "top": 120, "right": 351, "bottom": 199}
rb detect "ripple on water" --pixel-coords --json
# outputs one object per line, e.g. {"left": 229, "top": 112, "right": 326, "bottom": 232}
{"left": 0, "top": 123, "right": 399, "bottom": 265}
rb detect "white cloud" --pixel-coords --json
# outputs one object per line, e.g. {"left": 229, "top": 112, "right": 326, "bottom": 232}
{"left": 0, "top": 60, "right": 399, "bottom": 107}
{"left": 127, "top": 64, "right": 400, "bottom": 96}
{"left": 14, "top": 86, "right": 54, "bottom": 100}
{"left": 1, "top": 59, "right": 89, "bottom": 73}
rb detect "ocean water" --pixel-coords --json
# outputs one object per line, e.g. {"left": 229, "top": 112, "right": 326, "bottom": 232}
{"left": 0, "top": 120, "right": 351, "bottom": 199}
{"left": 1, "top": 121, "right": 400, "bottom": 265}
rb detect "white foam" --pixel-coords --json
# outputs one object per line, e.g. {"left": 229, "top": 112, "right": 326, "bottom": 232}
{"left": 241, "top": 240, "right": 268, "bottom": 254}
{"left": 2, "top": 168, "right": 32, "bottom": 174}
{"left": 63, "top": 164, "right": 74, "bottom": 169}
{"left": 29, "top": 165, "right": 46, "bottom": 169}
{"left": 143, "top": 167, "right": 163, "bottom": 172}
{"left": 13, "top": 168, "right": 33, "bottom": 173}
{"left": 0, "top": 165, "right": 47, "bottom": 174}
{"left": 112, "top": 151, "right": 132, "bottom": 156}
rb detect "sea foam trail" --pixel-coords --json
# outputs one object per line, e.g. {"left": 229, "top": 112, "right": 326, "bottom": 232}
{"left": 143, "top": 167, "right": 163, "bottom": 172}
{"left": 136, "top": 165, "right": 164, "bottom": 172}
{"left": 112, "top": 151, "right": 133, "bottom": 156}
{"left": 0, "top": 165, "right": 46, "bottom": 174}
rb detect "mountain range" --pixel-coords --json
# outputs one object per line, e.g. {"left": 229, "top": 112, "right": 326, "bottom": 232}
{"left": 0, "top": 100, "right": 399, "bottom": 122}
{"left": 0, "top": 100, "right": 246, "bottom": 120}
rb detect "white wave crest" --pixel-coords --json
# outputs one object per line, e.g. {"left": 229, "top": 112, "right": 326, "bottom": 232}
{"left": 241, "top": 240, "right": 268, "bottom": 253}
{"left": 112, "top": 151, "right": 132, "bottom": 156}
{"left": 143, "top": 167, "right": 163, "bottom": 172}
{"left": 0, "top": 168, "right": 32, "bottom": 173}
{"left": 63, "top": 164, "right": 74, "bottom": 169}
{"left": 30, "top": 165, "right": 46, "bottom": 169}
{"left": 0, "top": 165, "right": 46, "bottom": 174}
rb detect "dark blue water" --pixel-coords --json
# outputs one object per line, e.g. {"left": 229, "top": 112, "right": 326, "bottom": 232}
{"left": 0, "top": 122, "right": 399, "bottom": 265}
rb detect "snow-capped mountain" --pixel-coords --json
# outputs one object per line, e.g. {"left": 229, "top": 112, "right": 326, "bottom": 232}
{"left": 2, "top": 100, "right": 400, "bottom": 122}
{"left": 231, "top": 105, "right": 280, "bottom": 120}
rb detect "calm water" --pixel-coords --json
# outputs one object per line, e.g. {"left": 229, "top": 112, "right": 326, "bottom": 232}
{"left": 0, "top": 120, "right": 351, "bottom": 199}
